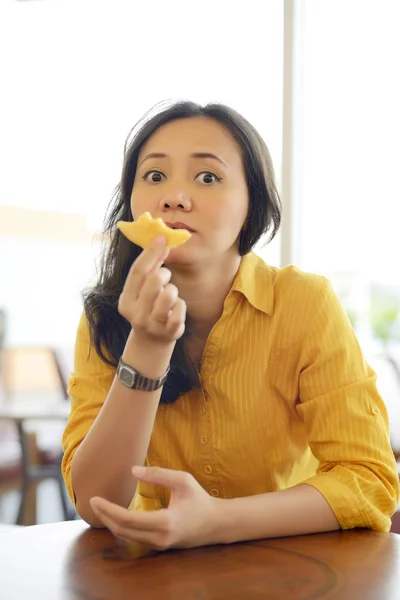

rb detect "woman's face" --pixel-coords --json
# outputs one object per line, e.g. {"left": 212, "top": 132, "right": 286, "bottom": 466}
{"left": 131, "top": 116, "right": 249, "bottom": 266}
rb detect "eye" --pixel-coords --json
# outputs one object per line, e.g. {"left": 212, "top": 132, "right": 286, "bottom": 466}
{"left": 143, "top": 170, "right": 166, "bottom": 183}
{"left": 195, "top": 171, "right": 222, "bottom": 185}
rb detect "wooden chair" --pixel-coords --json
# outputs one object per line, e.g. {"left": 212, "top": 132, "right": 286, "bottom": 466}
{"left": 0, "top": 348, "right": 75, "bottom": 525}
{"left": 0, "top": 421, "right": 38, "bottom": 525}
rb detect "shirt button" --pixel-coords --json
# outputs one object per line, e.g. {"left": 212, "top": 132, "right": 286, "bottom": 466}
{"left": 205, "top": 465, "right": 213, "bottom": 474}
{"left": 372, "top": 407, "right": 379, "bottom": 416}
{"left": 210, "top": 489, "right": 220, "bottom": 497}
{"left": 200, "top": 435, "right": 208, "bottom": 445}
{"left": 200, "top": 405, "right": 206, "bottom": 415}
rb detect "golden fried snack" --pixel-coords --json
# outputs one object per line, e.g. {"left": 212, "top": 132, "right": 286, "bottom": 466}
{"left": 124, "top": 494, "right": 163, "bottom": 559}
{"left": 117, "top": 212, "right": 191, "bottom": 249}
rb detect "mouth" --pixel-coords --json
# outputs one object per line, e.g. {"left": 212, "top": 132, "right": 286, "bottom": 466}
{"left": 165, "top": 221, "right": 195, "bottom": 233}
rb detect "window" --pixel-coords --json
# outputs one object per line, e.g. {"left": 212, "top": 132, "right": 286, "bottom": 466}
{"left": 299, "top": 0, "right": 400, "bottom": 432}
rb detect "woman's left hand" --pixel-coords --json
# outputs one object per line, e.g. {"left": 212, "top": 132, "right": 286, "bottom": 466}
{"left": 89, "top": 466, "right": 224, "bottom": 551}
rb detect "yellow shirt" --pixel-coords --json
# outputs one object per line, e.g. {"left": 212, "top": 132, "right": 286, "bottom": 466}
{"left": 61, "top": 252, "right": 399, "bottom": 532}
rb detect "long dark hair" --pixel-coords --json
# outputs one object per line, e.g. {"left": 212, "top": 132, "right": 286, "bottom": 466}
{"left": 84, "top": 100, "right": 282, "bottom": 404}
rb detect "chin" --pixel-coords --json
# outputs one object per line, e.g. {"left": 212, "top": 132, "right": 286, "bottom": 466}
{"left": 165, "top": 237, "right": 211, "bottom": 266}
{"left": 164, "top": 245, "right": 197, "bottom": 266}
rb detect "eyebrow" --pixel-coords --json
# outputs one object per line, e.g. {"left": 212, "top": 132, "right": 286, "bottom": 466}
{"left": 139, "top": 152, "right": 228, "bottom": 168}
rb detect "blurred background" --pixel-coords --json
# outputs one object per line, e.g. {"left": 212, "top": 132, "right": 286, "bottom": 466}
{"left": 0, "top": 0, "right": 399, "bottom": 527}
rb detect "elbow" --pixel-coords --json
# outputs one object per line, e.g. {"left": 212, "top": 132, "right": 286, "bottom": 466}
{"left": 359, "top": 468, "right": 400, "bottom": 532}
{"left": 69, "top": 462, "right": 106, "bottom": 528}
{"left": 75, "top": 500, "right": 106, "bottom": 529}
{"left": 376, "top": 463, "right": 400, "bottom": 518}
{"left": 83, "top": 515, "right": 106, "bottom": 529}
{"left": 384, "top": 482, "right": 400, "bottom": 523}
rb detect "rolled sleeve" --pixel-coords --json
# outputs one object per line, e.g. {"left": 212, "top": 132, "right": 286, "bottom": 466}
{"left": 61, "top": 312, "right": 115, "bottom": 504}
{"left": 297, "top": 280, "right": 400, "bottom": 532}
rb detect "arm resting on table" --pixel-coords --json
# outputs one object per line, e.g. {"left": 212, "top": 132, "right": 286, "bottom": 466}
{"left": 216, "top": 483, "right": 339, "bottom": 544}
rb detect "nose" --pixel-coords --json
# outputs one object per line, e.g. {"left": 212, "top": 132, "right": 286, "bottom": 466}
{"left": 159, "top": 189, "right": 192, "bottom": 213}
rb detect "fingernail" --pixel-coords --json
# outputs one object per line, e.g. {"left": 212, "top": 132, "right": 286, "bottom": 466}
{"left": 132, "top": 466, "right": 146, "bottom": 476}
{"left": 153, "top": 236, "right": 167, "bottom": 247}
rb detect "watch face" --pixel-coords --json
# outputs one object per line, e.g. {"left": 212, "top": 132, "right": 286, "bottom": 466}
{"left": 119, "top": 365, "right": 135, "bottom": 387}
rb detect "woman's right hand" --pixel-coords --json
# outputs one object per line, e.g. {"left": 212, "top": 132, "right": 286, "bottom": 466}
{"left": 118, "top": 236, "right": 186, "bottom": 346}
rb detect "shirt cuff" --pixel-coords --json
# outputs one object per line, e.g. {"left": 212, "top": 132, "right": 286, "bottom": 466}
{"left": 302, "top": 473, "right": 371, "bottom": 530}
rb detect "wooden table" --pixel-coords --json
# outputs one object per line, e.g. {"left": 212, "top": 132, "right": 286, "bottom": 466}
{"left": 1, "top": 520, "right": 400, "bottom": 599}
{"left": 0, "top": 397, "right": 70, "bottom": 423}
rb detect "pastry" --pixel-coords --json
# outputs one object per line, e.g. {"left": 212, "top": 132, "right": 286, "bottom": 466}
{"left": 117, "top": 212, "right": 191, "bottom": 249}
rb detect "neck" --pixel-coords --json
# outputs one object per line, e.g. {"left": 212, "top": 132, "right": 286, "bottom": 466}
{"left": 169, "top": 251, "right": 242, "bottom": 340}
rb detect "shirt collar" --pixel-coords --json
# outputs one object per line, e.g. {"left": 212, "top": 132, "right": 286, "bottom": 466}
{"left": 230, "top": 252, "right": 275, "bottom": 316}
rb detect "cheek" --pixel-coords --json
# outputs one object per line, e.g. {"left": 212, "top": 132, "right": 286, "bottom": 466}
{"left": 130, "top": 190, "right": 151, "bottom": 221}
{"left": 209, "top": 191, "right": 248, "bottom": 229}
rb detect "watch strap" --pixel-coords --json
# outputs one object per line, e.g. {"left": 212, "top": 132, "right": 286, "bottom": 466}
{"left": 117, "top": 357, "right": 170, "bottom": 392}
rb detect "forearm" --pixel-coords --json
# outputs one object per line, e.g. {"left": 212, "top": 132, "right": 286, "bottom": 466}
{"left": 71, "top": 333, "right": 174, "bottom": 526}
{"left": 216, "top": 484, "right": 340, "bottom": 544}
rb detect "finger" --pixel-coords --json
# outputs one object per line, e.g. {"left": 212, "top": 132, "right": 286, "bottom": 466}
{"left": 102, "top": 519, "right": 168, "bottom": 551}
{"left": 91, "top": 507, "right": 161, "bottom": 547}
{"left": 152, "top": 246, "right": 170, "bottom": 272}
{"left": 136, "top": 236, "right": 168, "bottom": 273}
{"left": 151, "top": 283, "right": 179, "bottom": 323}
{"left": 165, "top": 298, "right": 186, "bottom": 338}
{"left": 125, "top": 237, "right": 168, "bottom": 298}
{"left": 90, "top": 496, "right": 167, "bottom": 532}
{"left": 132, "top": 466, "right": 192, "bottom": 491}
{"left": 138, "top": 268, "right": 172, "bottom": 310}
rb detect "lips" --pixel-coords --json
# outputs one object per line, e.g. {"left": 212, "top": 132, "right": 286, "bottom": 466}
{"left": 165, "top": 221, "right": 195, "bottom": 233}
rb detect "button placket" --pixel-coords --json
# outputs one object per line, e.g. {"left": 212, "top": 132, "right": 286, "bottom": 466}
{"left": 198, "top": 373, "right": 220, "bottom": 496}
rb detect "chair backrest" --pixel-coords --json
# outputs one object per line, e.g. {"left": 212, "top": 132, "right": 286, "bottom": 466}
{"left": 1, "top": 348, "right": 60, "bottom": 394}
{"left": 51, "top": 347, "right": 74, "bottom": 401}
{"left": 0, "top": 309, "right": 6, "bottom": 394}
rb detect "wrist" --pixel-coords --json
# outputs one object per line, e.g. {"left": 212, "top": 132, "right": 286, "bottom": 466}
{"left": 211, "top": 496, "right": 259, "bottom": 545}
{"left": 208, "top": 497, "right": 237, "bottom": 546}
{"left": 122, "top": 331, "right": 175, "bottom": 379}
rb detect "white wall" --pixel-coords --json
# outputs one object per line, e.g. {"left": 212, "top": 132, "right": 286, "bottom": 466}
{"left": 0, "top": 1, "right": 283, "bottom": 346}
{"left": 0, "top": 237, "right": 100, "bottom": 346}
{"left": 0, "top": 0, "right": 283, "bottom": 231}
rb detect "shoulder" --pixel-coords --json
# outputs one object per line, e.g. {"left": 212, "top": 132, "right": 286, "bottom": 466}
{"left": 237, "top": 253, "right": 334, "bottom": 322}
{"left": 246, "top": 253, "right": 331, "bottom": 306}
{"left": 76, "top": 310, "right": 91, "bottom": 341}
{"left": 271, "top": 263, "right": 330, "bottom": 302}
{"left": 257, "top": 259, "right": 341, "bottom": 347}
{"left": 73, "top": 310, "right": 116, "bottom": 375}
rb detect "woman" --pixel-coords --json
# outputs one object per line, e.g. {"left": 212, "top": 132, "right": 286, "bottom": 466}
{"left": 62, "top": 100, "right": 399, "bottom": 550}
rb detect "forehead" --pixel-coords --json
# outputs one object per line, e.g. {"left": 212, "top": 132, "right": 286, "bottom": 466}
{"left": 138, "top": 116, "right": 242, "bottom": 162}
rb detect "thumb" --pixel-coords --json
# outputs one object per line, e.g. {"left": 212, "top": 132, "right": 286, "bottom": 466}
{"left": 132, "top": 466, "right": 191, "bottom": 491}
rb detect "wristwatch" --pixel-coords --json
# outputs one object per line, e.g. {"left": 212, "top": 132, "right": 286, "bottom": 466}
{"left": 117, "top": 357, "right": 170, "bottom": 392}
